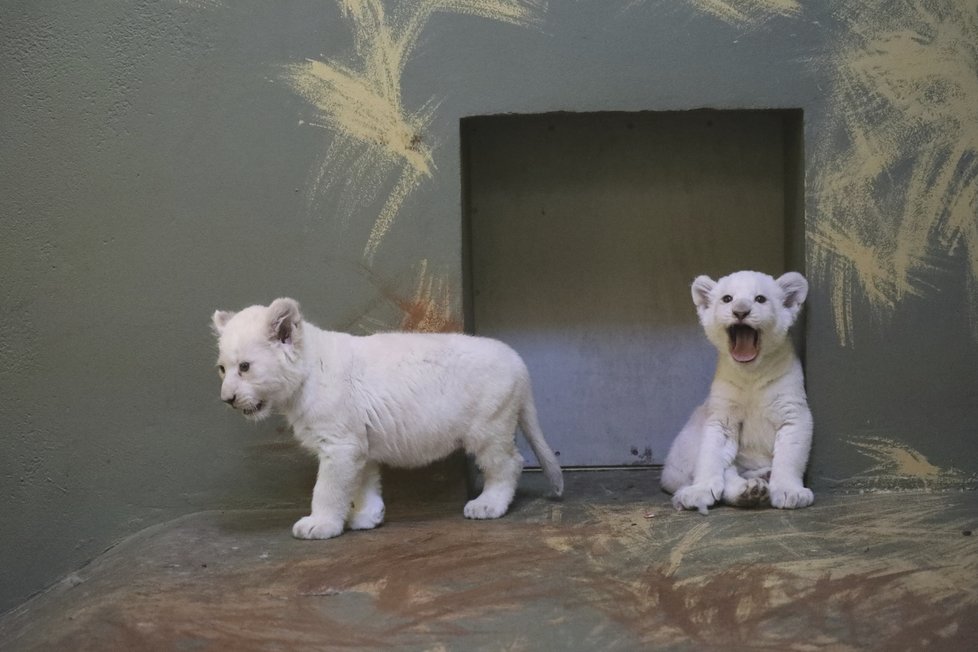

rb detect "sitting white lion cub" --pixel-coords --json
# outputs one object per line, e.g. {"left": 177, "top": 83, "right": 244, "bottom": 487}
{"left": 211, "top": 298, "right": 563, "bottom": 539}
{"left": 662, "top": 270, "right": 813, "bottom": 514}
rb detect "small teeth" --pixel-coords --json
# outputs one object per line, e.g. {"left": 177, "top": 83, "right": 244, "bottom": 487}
{"left": 242, "top": 402, "right": 264, "bottom": 417}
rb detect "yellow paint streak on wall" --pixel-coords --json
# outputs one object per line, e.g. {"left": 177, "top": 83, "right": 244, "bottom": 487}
{"left": 282, "top": 0, "right": 545, "bottom": 261}
{"left": 286, "top": 59, "right": 434, "bottom": 177}
{"left": 175, "top": 0, "right": 224, "bottom": 8}
{"left": 844, "top": 436, "right": 976, "bottom": 490}
{"left": 365, "top": 165, "right": 429, "bottom": 261}
{"left": 430, "top": 0, "right": 547, "bottom": 25}
{"left": 813, "top": 2, "right": 978, "bottom": 344}
{"left": 808, "top": 221, "right": 903, "bottom": 347}
{"left": 852, "top": 437, "right": 943, "bottom": 479}
{"left": 683, "top": 0, "right": 800, "bottom": 26}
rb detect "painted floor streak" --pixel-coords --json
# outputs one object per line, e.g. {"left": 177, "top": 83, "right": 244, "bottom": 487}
{"left": 2, "top": 470, "right": 976, "bottom": 651}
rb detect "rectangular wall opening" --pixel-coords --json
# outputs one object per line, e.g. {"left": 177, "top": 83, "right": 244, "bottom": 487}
{"left": 462, "top": 109, "right": 804, "bottom": 467}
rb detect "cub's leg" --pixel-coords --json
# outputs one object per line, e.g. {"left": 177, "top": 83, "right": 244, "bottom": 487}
{"left": 464, "top": 434, "right": 523, "bottom": 520}
{"left": 671, "top": 418, "right": 737, "bottom": 515}
{"left": 293, "top": 443, "right": 364, "bottom": 540}
{"left": 721, "top": 466, "right": 769, "bottom": 507}
{"left": 769, "top": 410, "right": 815, "bottom": 509}
{"left": 347, "top": 460, "right": 385, "bottom": 531}
{"left": 661, "top": 405, "right": 705, "bottom": 494}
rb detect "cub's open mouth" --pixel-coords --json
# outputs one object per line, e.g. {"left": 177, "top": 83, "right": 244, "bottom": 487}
{"left": 242, "top": 401, "right": 264, "bottom": 417}
{"left": 727, "top": 325, "right": 759, "bottom": 363}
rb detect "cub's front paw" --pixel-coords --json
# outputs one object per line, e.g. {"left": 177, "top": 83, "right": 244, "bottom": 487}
{"left": 463, "top": 497, "right": 509, "bottom": 520}
{"left": 672, "top": 479, "right": 724, "bottom": 515}
{"left": 292, "top": 516, "right": 344, "bottom": 540}
{"left": 769, "top": 485, "right": 814, "bottom": 510}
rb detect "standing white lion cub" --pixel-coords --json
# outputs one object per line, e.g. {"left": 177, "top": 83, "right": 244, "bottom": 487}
{"left": 212, "top": 298, "right": 563, "bottom": 539}
{"left": 662, "top": 271, "right": 813, "bottom": 514}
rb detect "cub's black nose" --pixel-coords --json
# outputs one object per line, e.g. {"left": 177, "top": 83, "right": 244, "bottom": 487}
{"left": 224, "top": 395, "right": 236, "bottom": 406}
{"left": 733, "top": 310, "right": 750, "bottom": 320}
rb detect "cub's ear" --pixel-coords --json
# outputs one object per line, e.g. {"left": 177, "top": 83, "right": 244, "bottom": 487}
{"left": 268, "top": 298, "right": 302, "bottom": 345}
{"left": 691, "top": 276, "right": 716, "bottom": 312}
{"left": 776, "top": 272, "right": 809, "bottom": 310}
{"left": 212, "top": 310, "right": 235, "bottom": 337}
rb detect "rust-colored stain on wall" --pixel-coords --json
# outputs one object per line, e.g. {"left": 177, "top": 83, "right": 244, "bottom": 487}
{"left": 349, "top": 258, "right": 463, "bottom": 334}
{"left": 394, "top": 265, "right": 463, "bottom": 333}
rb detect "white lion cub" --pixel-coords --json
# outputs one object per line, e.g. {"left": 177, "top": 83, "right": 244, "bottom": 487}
{"left": 212, "top": 298, "right": 563, "bottom": 539}
{"left": 662, "top": 271, "right": 813, "bottom": 514}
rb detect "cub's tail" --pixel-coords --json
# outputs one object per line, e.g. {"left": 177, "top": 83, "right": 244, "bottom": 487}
{"left": 518, "top": 387, "right": 564, "bottom": 498}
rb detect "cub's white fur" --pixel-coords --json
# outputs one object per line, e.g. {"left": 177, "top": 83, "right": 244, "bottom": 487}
{"left": 212, "top": 298, "right": 563, "bottom": 539}
{"left": 661, "top": 271, "right": 813, "bottom": 514}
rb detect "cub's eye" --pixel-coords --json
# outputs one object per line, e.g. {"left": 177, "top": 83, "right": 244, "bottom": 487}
{"left": 721, "top": 295, "right": 733, "bottom": 303}
{"left": 218, "top": 365, "right": 225, "bottom": 376}
{"left": 755, "top": 295, "right": 767, "bottom": 304}
{"left": 239, "top": 362, "right": 250, "bottom": 373}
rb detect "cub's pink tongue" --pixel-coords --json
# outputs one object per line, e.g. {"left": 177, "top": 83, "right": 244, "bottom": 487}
{"left": 730, "top": 327, "right": 758, "bottom": 363}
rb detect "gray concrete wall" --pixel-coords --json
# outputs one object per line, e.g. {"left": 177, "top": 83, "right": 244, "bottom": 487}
{"left": 2, "top": 0, "right": 976, "bottom": 612}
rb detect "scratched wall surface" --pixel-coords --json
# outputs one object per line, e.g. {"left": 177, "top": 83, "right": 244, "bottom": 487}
{"left": 1, "top": 0, "right": 976, "bottom": 612}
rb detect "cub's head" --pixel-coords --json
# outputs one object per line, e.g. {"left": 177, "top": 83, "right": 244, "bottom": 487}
{"left": 691, "top": 271, "right": 808, "bottom": 365}
{"left": 211, "top": 298, "right": 304, "bottom": 421}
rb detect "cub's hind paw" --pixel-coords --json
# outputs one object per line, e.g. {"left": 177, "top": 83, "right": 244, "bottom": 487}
{"left": 348, "top": 495, "right": 385, "bottom": 530}
{"left": 348, "top": 505, "right": 385, "bottom": 530}
{"left": 735, "top": 477, "right": 770, "bottom": 507}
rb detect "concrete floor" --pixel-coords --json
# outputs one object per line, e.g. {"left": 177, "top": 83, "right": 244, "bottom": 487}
{"left": 2, "top": 469, "right": 977, "bottom": 651}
